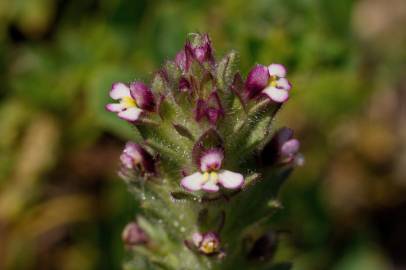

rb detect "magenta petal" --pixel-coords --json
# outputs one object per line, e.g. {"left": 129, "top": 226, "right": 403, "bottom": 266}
{"left": 245, "top": 65, "right": 270, "bottom": 99}
{"left": 181, "top": 172, "right": 204, "bottom": 191}
{"left": 194, "top": 99, "right": 207, "bottom": 122}
{"left": 200, "top": 149, "right": 224, "bottom": 172}
{"left": 262, "top": 87, "right": 289, "bottom": 103}
{"left": 129, "top": 82, "right": 155, "bottom": 111}
{"left": 110, "top": 83, "right": 130, "bottom": 100}
{"left": 218, "top": 170, "right": 244, "bottom": 189}
{"left": 268, "top": 64, "right": 287, "bottom": 77}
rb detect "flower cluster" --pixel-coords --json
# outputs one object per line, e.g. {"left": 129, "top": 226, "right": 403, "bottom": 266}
{"left": 107, "top": 33, "right": 302, "bottom": 268}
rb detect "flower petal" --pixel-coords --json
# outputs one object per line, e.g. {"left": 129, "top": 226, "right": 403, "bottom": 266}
{"left": 281, "top": 139, "right": 300, "bottom": 157}
{"left": 218, "top": 170, "right": 244, "bottom": 189}
{"left": 129, "top": 82, "right": 155, "bottom": 111}
{"left": 268, "top": 64, "right": 287, "bottom": 78}
{"left": 262, "top": 86, "right": 289, "bottom": 103}
{"left": 110, "top": 83, "right": 131, "bottom": 99}
{"left": 120, "top": 153, "right": 134, "bottom": 169}
{"left": 192, "top": 232, "right": 203, "bottom": 246}
{"left": 200, "top": 149, "right": 224, "bottom": 172}
{"left": 117, "top": 107, "right": 142, "bottom": 121}
{"left": 181, "top": 172, "right": 204, "bottom": 191}
{"left": 276, "top": 78, "right": 291, "bottom": 91}
{"left": 245, "top": 65, "right": 270, "bottom": 99}
{"left": 202, "top": 181, "right": 220, "bottom": 193}
{"left": 105, "top": 103, "right": 124, "bottom": 112}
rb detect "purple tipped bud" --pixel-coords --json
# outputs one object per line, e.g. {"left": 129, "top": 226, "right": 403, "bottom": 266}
{"left": 245, "top": 65, "right": 270, "bottom": 99}
{"left": 194, "top": 91, "right": 224, "bottom": 125}
{"left": 122, "top": 222, "right": 149, "bottom": 246}
{"left": 120, "top": 142, "right": 155, "bottom": 174}
{"left": 187, "top": 33, "right": 214, "bottom": 64}
{"left": 179, "top": 77, "right": 191, "bottom": 92}
{"left": 129, "top": 82, "right": 155, "bottom": 112}
{"left": 175, "top": 49, "right": 188, "bottom": 71}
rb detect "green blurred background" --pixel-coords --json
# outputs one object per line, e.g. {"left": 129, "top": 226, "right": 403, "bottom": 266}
{"left": 0, "top": 0, "right": 405, "bottom": 269}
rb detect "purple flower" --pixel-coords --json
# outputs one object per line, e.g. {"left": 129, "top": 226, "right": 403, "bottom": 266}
{"left": 262, "top": 128, "right": 302, "bottom": 165}
{"left": 245, "top": 64, "right": 292, "bottom": 103}
{"left": 120, "top": 142, "right": 155, "bottom": 174}
{"left": 181, "top": 149, "right": 244, "bottom": 193}
{"left": 192, "top": 232, "right": 221, "bottom": 255}
{"left": 188, "top": 33, "right": 214, "bottom": 64}
{"left": 194, "top": 91, "right": 224, "bottom": 125}
{"left": 106, "top": 82, "right": 155, "bottom": 121}
{"left": 122, "top": 222, "right": 149, "bottom": 246}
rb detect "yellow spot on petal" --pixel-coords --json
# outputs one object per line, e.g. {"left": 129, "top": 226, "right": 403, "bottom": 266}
{"left": 201, "top": 240, "right": 217, "bottom": 254}
{"left": 120, "top": 96, "right": 137, "bottom": 108}
{"left": 203, "top": 172, "right": 209, "bottom": 182}
{"left": 210, "top": 172, "right": 218, "bottom": 181}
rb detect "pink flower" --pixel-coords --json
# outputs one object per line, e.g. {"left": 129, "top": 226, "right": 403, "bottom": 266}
{"left": 181, "top": 149, "right": 244, "bottom": 193}
{"left": 192, "top": 232, "right": 221, "bottom": 255}
{"left": 106, "top": 82, "right": 155, "bottom": 121}
{"left": 245, "top": 64, "right": 292, "bottom": 103}
{"left": 120, "top": 142, "right": 155, "bottom": 174}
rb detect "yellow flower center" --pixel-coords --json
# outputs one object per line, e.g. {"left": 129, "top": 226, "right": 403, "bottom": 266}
{"left": 269, "top": 76, "right": 278, "bottom": 87}
{"left": 202, "top": 171, "right": 219, "bottom": 183}
{"left": 201, "top": 240, "right": 217, "bottom": 254}
{"left": 120, "top": 96, "right": 137, "bottom": 109}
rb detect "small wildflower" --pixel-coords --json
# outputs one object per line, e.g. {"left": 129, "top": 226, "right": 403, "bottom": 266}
{"left": 246, "top": 64, "right": 292, "bottom": 103}
{"left": 120, "top": 142, "right": 155, "bottom": 174}
{"left": 181, "top": 149, "right": 244, "bottom": 192}
{"left": 106, "top": 82, "right": 155, "bottom": 121}
{"left": 122, "top": 222, "right": 149, "bottom": 246}
{"left": 192, "top": 232, "right": 221, "bottom": 255}
{"left": 262, "top": 128, "right": 301, "bottom": 165}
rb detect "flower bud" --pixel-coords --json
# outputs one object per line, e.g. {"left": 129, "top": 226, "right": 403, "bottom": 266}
{"left": 120, "top": 142, "right": 155, "bottom": 174}
{"left": 122, "top": 222, "right": 149, "bottom": 246}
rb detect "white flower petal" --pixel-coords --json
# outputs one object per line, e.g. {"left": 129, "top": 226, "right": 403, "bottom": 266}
{"left": 268, "top": 64, "right": 287, "bottom": 77}
{"left": 105, "top": 103, "right": 124, "bottom": 112}
{"left": 277, "top": 78, "right": 291, "bottom": 91}
{"left": 117, "top": 107, "right": 142, "bottom": 121}
{"left": 181, "top": 172, "right": 204, "bottom": 191}
{"left": 262, "top": 86, "right": 289, "bottom": 103}
{"left": 192, "top": 232, "right": 203, "bottom": 246}
{"left": 201, "top": 181, "right": 220, "bottom": 193}
{"left": 110, "top": 83, "right": 131, "bottom": 100}
{"left": 218, "top": 170, "right": 244, "bottom": 189}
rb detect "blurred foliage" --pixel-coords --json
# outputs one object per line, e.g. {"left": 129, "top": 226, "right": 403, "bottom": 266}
{"left": 0, "top": 0, "right": 405, "bottom": 269}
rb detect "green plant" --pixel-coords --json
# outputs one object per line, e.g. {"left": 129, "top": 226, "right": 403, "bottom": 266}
{"left": 107, "top": 33, "right": 302, "bottom": 270}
